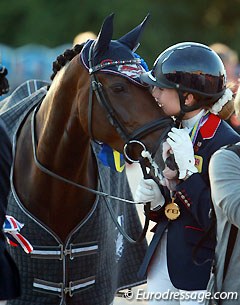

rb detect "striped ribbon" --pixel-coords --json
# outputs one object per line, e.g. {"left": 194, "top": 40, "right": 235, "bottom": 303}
{"left": 3, "top": 215, "right": 33, "bottom": 254}
{"left": 190, "top": 111, "right": 210, "bottom": 145}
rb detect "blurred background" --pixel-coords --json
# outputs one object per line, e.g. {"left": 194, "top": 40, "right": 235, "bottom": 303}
{"left": 1, "top": 1, "right": 240, "bottom": 303}
{"left": 1, "top": 0, "right": 240, "bottom": 96}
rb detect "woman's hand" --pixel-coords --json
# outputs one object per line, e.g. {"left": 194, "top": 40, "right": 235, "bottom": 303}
{"left": 135, "top": 178, "right": 165, "bottom": 210}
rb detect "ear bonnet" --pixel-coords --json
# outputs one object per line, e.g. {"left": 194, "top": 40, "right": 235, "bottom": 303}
{"left": 80, "top": 14, "right": 150, "bottom": 87}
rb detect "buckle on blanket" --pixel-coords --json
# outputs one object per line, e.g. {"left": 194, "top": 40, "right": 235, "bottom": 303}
{"left": 33, "top": 276, "right": 96, "bottom": 297}
{"left": 60, "top": 245, "right": 72, "bottom": 260}
{"left": 30, "top": 242, "right": 98, "bottom": 260}
{"left": 60, "top": 242, "right": 99, "bottom": 260}
{"left": 63, "top": 285, "right": 73, "bottom": 297}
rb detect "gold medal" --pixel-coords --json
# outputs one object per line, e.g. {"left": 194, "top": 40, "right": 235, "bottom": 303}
{"left": 165, "top": 198, "right": 180, "bottom": 220}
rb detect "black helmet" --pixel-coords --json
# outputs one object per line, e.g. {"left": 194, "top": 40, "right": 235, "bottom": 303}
{"left": 141, "top": 42, "right": 227, "bottom": 107}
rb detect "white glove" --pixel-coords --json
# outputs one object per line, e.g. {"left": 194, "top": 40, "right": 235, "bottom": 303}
{"left": 134, "top": 178, "right": 165, "bottom": 210}
{"left": 166, "top": 127, "right": 198, "bottom": 180}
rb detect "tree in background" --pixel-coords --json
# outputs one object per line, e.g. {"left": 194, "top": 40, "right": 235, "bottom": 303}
{"left": 0, "top": 0, "right": 240, "bottom": 69}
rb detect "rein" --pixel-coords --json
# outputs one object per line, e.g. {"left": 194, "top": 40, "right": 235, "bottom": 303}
{"left": 31, "top": 105, "right": 136, "bottom": 206}
{"left": 31, "top": 105, "right": 148, "bottom": 243}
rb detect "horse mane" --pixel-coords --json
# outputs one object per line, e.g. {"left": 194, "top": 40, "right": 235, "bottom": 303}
{"left": 50, "top": 43, "right": 85, "bottom": 82}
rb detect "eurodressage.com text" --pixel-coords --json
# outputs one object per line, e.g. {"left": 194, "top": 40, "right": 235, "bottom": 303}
{"left": 124, "top": 288, "right": 238, "bottom": 303}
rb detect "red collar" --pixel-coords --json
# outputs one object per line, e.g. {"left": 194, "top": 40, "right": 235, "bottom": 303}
{"left": 200, "top": 113, "right": 221, "bottom": 139}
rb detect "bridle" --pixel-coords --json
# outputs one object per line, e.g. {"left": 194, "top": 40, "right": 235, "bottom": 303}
{"left": 87, "top": 41, "right": 173, "bottom": 161}
{"left": 86, "top": 41, "right": 173, "bottom": 242}
{"left": 31, "top": 42, "right": 173, "bottom": 243}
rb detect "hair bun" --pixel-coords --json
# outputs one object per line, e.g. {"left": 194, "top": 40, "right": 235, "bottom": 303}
{"left": 218, "top": 99, "right": 234, "bottom": 120}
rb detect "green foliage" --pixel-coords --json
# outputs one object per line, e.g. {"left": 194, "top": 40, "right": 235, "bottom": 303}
{"left": 1, "top": 0, "right": 240, "bottom": 64}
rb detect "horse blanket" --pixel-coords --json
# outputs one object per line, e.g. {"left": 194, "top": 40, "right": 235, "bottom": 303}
{"left": 0, "top": 80, "right": 147, "bottom": 305}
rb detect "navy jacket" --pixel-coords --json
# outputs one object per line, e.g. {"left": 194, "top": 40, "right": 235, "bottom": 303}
{"left": 138, "top": 114, "right": 240, "bottom": 290}
{"left": 0, "top": 118, "right": 21, "bottom": 300}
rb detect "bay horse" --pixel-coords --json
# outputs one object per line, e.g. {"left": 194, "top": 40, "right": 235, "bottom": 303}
{"left": 1, "top": 14, "right": 173, "bottom": 305}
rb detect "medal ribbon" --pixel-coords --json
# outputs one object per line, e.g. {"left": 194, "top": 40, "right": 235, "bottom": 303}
{"left": 190, "top": 111, "right": 209, "bottom": 145}
{"left": 165, "top": 111, "right": 210, "bottom": 221}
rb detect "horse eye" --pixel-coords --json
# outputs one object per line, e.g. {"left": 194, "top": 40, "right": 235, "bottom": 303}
{"left": 110, "top": 84, "right": 125, "bottom": 93}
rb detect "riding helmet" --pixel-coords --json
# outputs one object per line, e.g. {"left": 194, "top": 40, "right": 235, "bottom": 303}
{"left": 141, "top": 42, "right": 227, "bottom": 106}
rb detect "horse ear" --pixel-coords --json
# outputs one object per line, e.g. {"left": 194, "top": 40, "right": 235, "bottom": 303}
{"left": 93, "top": 13, "right": 114, "bottom": 57}
{"left": 118, "top": 14, "right": 150, "bottom": 51}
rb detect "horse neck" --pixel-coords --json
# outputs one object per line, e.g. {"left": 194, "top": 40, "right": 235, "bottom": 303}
{"left": 35, "top": 56, "right": 92, "bottom": 179}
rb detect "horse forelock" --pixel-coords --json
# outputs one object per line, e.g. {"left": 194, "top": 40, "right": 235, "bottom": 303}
{"left": 80, "top": 39, "right": 149, "bottom": 87}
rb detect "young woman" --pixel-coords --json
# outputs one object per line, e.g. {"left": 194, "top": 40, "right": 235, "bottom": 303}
{"left": 135, "top": 42, "right": 240, "bottom": 305}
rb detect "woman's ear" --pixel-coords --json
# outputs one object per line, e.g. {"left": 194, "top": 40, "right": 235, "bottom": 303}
{"left": 184, "top": 93, "right": 195, "bottom": 106}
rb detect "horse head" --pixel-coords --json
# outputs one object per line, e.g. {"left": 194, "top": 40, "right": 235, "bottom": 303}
{"left": 78, "top": 14, "right": 173, "bottom": 164}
